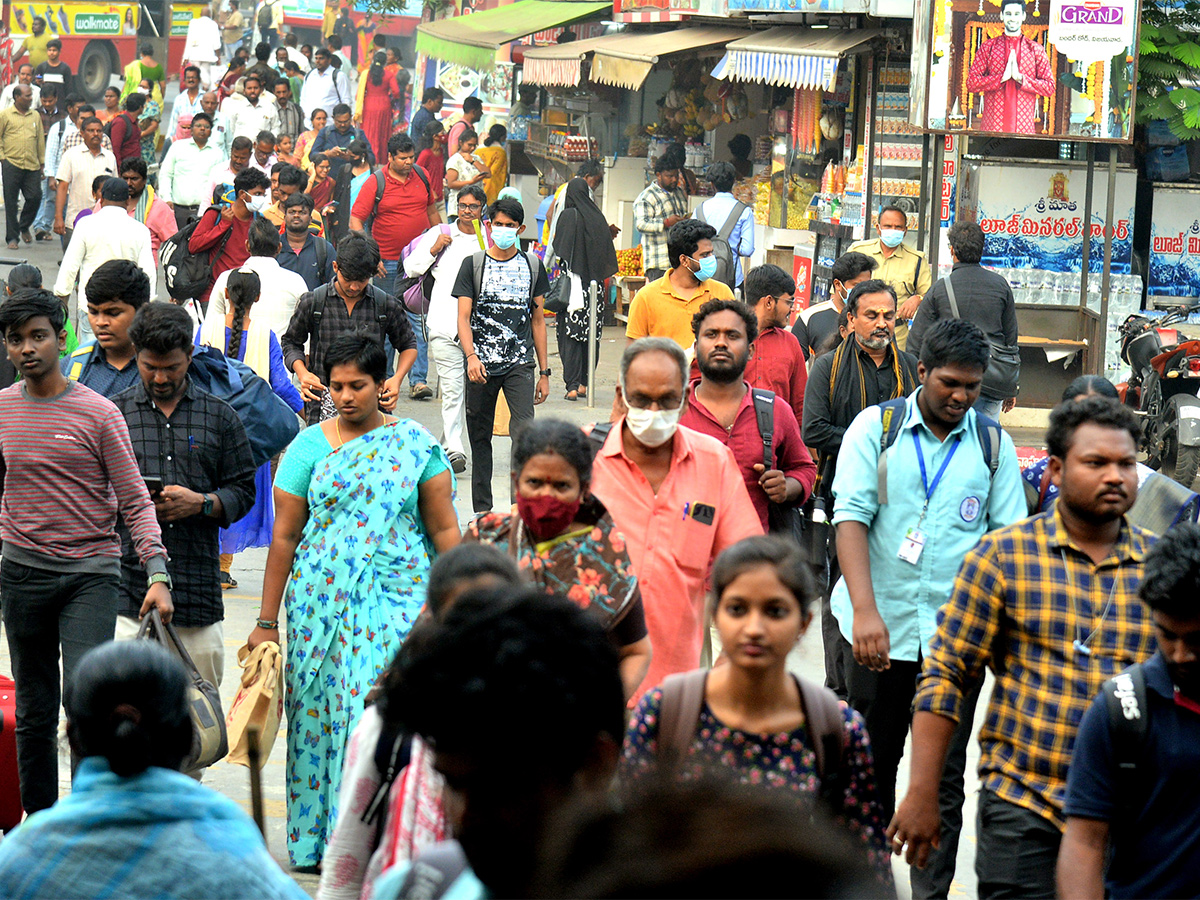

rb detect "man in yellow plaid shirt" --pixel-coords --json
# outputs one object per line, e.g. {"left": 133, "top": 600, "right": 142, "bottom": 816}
{"left": 888, "top": 396, "right": 1157, "bottom": 899}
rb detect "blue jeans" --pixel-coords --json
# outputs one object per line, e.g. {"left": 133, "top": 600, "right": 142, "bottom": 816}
{"left": 376, "top": 258, "right": 428, "bottom": 387}
{"left": 974, "top": 396, "right": 1004, "bottom": 419}
{"left": 32, "top": 177, "right": 54, "bottom": 233}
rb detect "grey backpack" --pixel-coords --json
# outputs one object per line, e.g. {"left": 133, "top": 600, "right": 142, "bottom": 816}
{"left": 695, "top": 200, "right": 747, "bottom": 290}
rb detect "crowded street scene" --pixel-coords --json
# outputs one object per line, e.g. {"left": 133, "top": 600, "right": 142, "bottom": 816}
{"left": 0, "top": 0, "right": 1194, "bottom": 896}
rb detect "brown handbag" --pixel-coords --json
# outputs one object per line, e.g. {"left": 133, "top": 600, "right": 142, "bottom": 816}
{"left": 136, "top": 609, "right": 229, "bottom": 770}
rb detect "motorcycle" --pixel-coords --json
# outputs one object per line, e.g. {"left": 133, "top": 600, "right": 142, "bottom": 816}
{"left": 1118, "top": 303, "right": 1200, "bottom": 487}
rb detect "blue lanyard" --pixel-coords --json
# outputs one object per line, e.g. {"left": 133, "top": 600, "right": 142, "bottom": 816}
{"left": 912, "top": 430, "right": 960, "bottom": 525}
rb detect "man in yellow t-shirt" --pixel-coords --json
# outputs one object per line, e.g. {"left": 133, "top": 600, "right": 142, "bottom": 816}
{"left": 16, "top": 17, "right": 51, "bottom": 70}
{"left": 625, "top": 219, "right": 734, "bottom": 351}
{"left": 847, "top": 204, "right": 931, "bottom": 350}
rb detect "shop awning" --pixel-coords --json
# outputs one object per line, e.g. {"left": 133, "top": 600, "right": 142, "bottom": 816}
{"left": 522, "top": 35, "right": 614, "bottom": 87}
{"left": 711, "top": 27, "right": 883, "bottom": 91}
{"left": 415, "top": 0, "right": 611, "bottom": 71}
{"left": 591, "top": 27, "right": 748, "bottom": 90}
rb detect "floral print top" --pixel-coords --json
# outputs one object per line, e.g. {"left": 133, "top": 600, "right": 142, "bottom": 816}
{"left": 621, "top": 686, "right": 895, "bottom": 887}
{"left": 465, "top": 497, "right": 647, "bottom": 647}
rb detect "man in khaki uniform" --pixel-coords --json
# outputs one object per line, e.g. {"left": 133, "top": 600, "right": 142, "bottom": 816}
{"left": 848, "top": 204, "right": 930, "bottom": 349}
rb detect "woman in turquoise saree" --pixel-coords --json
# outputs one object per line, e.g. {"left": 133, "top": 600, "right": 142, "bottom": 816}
{"left": 249, "top": 334, "right": 460, "bottom": 869}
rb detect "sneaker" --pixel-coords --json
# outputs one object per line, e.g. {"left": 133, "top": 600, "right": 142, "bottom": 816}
{"left": 219, "top": 571, "right": 238, "bottom": 590}
{"left": 447, "top": 450, "right": 467, "bottom": 473}
{"left": 411, "top": 383, "right": 434, "bottom": 401}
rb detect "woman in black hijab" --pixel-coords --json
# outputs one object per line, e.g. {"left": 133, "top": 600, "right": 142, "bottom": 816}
{"left": 551, "top": 165, "right": 618, "bottom": 400}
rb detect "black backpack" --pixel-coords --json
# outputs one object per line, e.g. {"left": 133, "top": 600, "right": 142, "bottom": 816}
{"left": 1101, "top": 664, "right": 1151, "bottom": 825}
{"left": 695, "top": 200, "right": 747, "bottom": 290}
{"left": 257, "top": 1, "right": 273, "bottom": 28}
{"left": 159, "top": 215, "right": 232, "bottom": 301}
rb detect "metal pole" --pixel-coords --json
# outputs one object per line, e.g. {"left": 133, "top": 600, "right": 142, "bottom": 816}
{"left": 1100, "top": 149, "right": 1117, "bottom": 375}
{"left": 586, "top": 280, "right": 598, "bottom": 410}
{"left": 927, "top": 137, "right": 946, "bottom": 277}
{"left": 1079, "top": 143, "right": 1095, "bottom": 315}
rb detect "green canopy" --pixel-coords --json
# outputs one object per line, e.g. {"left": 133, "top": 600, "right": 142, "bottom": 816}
{"left": 416, "top": 0, "right": 611, "bottom": 70}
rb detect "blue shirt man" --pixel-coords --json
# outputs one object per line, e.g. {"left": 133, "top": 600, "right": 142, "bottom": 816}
{"left": 695, "top": 162, "right": 754, "bottom": 288}
{"left": 830, "top": 316, "right": 1025, "bottom": 896}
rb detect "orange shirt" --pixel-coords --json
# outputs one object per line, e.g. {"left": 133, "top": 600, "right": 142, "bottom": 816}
{"left": 590, "top": 420, "right": 762, "bottom": 705}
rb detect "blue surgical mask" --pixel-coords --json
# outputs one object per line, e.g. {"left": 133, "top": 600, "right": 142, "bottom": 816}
{"left": 492, "top": 225, "right": 518, "bottom": 250}
{"left": 879, "top": 228, "right": 905, "bottom": 249}
{"left": 690, "top": 255, "right": 718, "bottom": 282}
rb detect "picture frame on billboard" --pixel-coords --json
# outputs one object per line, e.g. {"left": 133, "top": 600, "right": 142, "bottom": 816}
{"left": 909, "top": 0, "right": 1140, "bottom": 143}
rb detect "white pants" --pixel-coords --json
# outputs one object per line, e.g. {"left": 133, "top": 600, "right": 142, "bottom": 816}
{"left": 429, "top": 333, "right": 466, "bottom": 455}
{"left": 187, "top": 60, "right": 217, "bottom": 91}
{"left": 113, "top": 615, "right": 225, "bottom": 690}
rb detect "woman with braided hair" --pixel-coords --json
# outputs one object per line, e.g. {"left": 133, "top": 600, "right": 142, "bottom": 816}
{"left": 197, "top": 264, "right": 303, "bottom": 585}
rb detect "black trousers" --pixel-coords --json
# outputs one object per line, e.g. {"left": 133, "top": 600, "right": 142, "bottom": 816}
{"left": 0, "top": 560, "right": 120, "bottom": 813}
{"left": 558, "top": 328, "right": 596, "bottom": 393}
{"left": 975, "top": 789, "right": 1061, "bottom": 899}
{"left": 819, "top": 535, "right": 847, "bottom": 699}
{"left": 173, "top": 203, "right": 199, "bottom": 231}
{"left": 464, "top": 363, "right": 535, "bottom": 513}
{"left": 1, "top": 161, "right": 41, "bottom": 244}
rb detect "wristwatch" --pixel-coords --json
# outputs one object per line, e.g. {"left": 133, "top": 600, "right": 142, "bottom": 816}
{"left": 201, "top": 493, "right": 214, "bottom": 516}
{"left": 539, "top": 367, "right": 552, "bottom": 377}
{"left": 148, "top": 572, "right": 173, "bottom": 590}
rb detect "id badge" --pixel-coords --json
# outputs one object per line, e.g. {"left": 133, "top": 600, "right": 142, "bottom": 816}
{"left": 898, "top": 528, "right": 926, "bottom": 565}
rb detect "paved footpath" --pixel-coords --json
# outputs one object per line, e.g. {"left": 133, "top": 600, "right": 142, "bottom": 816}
{"left": 0, "top": 231, "right": 1004, "bottom": 896}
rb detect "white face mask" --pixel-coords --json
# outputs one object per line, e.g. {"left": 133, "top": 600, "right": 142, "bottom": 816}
{"left": 624, "top": 403, "right": 684, "bottom": 448}
{"left": 244, "top": 192, "right": 269, "bottom": 213}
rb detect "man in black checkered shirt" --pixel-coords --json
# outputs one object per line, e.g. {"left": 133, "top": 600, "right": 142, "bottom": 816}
{"left": 110, "top": 301, "right": 256, "bottom": 762}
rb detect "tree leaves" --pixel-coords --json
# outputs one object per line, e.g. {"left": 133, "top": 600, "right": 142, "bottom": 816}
{"left": 1137, "top": 0, "right": 1200, "bottom": 139}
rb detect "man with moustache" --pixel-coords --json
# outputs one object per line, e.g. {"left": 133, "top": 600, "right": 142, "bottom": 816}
{"left": 889, "top": 396, "right": 1155, "bottom": 899}
{"left": 679, "top": 298, "right": 815, "bottom": 533}
{"left": 833, "top": 317, "right": 1026, "bottom": 898}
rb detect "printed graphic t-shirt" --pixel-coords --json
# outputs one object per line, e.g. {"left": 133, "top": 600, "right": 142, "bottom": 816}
{"left": 453, "top": 253, "right": 549, "bottom": 375}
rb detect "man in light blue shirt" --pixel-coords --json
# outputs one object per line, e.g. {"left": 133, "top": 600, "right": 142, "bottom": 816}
{"left": 695, "top": 161, "right": 754, "bottom": 289}
{"left": 831, "top": 317, "right": 1026, "bottom": 898}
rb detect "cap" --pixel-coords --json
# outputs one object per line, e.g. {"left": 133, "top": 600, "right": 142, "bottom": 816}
{"left": 101, "top": 177, "right": 130, "bottom": 202}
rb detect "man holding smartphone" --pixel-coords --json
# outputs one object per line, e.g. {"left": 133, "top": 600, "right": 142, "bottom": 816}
{"left": 110, "top": 302, "right": 257, "bottom": 757}
{"left": 0, "top": 288, "right": 172, "bottom": 814}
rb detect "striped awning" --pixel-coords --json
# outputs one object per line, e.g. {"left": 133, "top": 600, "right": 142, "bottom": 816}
{"left": 711, "top": 27, "right": 882, "bottom": 90}
{"left": 523, "top": 26, "right": 746, "bottom": 89}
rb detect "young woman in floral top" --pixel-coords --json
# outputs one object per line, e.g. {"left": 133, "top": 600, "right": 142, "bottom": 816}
{"left": 465, "top": 417, "right": 651, "bottom": 699}
{"left": 620, "top": 535, "right": 895, "bottom": 888}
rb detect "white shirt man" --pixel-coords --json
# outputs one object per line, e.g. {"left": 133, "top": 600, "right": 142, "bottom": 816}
{"left": 183, "top": 8, "right": 222, "bottom": 88}
{"left": 159, "top": 127, "right": 224, "bottom": 208}
{"left": 285, "top": 44, "right": 309, "bottom": 73}
{"left": 56, "top": 140, "right": 117, "bottom": 227}
{"left": 299, "top": 52, "right": 349, "bottom": 126}
{"left": 221, "top": 85, "right": 279, "bottom": 140}
{"left": 54, "top": 190, "right": 158, "bottom": 308}
{"left": 166, "top": 70, "right": 205, "bottom": 140}
{"left": 402, "top": 188, "right": 489, "bottom": 464}
{"left": 0, "top": 77, "right": 39, "bottom": 111}
{"left": 204, "top": 254, "right": 308, "bottom": 336}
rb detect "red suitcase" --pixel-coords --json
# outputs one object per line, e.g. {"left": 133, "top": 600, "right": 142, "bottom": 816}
{"left": 0, "top": 675, "right": 23, "bottom": 831}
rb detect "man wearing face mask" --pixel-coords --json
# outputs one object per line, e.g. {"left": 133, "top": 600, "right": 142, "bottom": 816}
{"left": 680, "top": 299, "right": 815, "bottom": 533}
{"left": 793, "top": 251, "right": 876, "bottom": 359}
{"left": 188, "top": 166, "right": 270, "bottom": 309}
{"left": 802, "top": 279, "right": 919, "bottom": 701}
{"left": 625, "top": 219, "right": 734, "bottom": 351}
{"left": 847, "top": 206, "right": 930, "bottom": 351}
{"left": 590, "top": 337, "right": 761, "bottom": 705}
{"left": 454, "top": 196, "right": 551, "bottom": 515}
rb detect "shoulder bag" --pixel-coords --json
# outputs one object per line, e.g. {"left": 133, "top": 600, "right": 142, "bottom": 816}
{"left": 943, "top": 272, "right": 1021, "bottom": 399}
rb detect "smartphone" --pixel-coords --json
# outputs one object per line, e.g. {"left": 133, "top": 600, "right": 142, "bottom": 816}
{"left": 144, "top": 477, "right": 164, "bottom": 496}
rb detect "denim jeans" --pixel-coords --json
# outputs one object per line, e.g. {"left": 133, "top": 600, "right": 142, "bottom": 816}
{"left": 975, "top": 789, "right": 1062, "bottom": 899}
{"left": 974, "top": 395, "right": 1004, "bottom": 419}
{"left": 32, "top": 176, "right": 54, "bottom": 233}
{"left": 376, "top": 258, "right": 427, "bottom": 387}
{"left": 1, "top": 560, "right": 120, "bottom": 813}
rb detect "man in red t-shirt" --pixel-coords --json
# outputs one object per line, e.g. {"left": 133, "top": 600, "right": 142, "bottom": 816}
{"left": 188, "top": 167, "right": 270, "bottom": 308}
{"left": 350, "top": 131, "right": 442, "bottom": 398}
{"left": 107, "top": 93, "right": 145, "bottom": 168}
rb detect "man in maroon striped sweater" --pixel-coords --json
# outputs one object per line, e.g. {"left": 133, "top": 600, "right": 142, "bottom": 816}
{"left": 0, "top": 288, "right": 172, "bottom": 814}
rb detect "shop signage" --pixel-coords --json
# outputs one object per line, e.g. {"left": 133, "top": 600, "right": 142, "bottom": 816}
{"left": 909, "top": 0, "right": 1139, "bottom": 142}
{"left": 966, "top": 162, "right": 1134, "bottom": 271}
{"left": 725, "top": 0, "right": 868, "bottom": 11}
{"left": 941, "top": 135, "right": 957, "bottom": 228}
{"left": 614, "top": 0, "right": 699, "bottom": 13}
{"left": 1148, "top": 188, "right": 1200, "bottom": 301}
{"left": 11, "top": 3, "right": 135, "bottom": 36}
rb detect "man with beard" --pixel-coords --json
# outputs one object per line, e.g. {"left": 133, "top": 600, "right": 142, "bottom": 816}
{"left": 803, "top": 279, "right": 918, "bottom": 699}
{"left": 121, "top": 156, "right": 175, "bottom": 254}
{"left": 1058, "top": 523, "right": 1200, "bottom": 899}
{"left": 888, "top": 396, "right": 1153, "bottom": 899}
{"left": 833, "top": 317, "right": 1026, "bottom": 898}
{"left": 679, "top": 298, "right": 815, "bottom": 533}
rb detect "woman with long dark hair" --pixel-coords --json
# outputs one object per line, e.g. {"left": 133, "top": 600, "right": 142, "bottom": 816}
{"left": 550, "top": 168, "right": 618, "bottom": 400}
{"left": 197, "top": 257, "right": 302, "bottom": 584}
{"left": 415, "top": 120, "right": 446, "bottom": 208}
{"left": 355, "top": 50, "right": 400, "bottom": 164}
{"left": 476, "top": 123, "right": 508, "bottom": 204}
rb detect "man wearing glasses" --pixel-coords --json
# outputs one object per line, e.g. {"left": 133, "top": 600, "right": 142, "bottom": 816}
{"left": 400, "top": 183, "right": 489, "bottom": 474}
{"left": 350, "top": 131, "right": 441, "bottom": 400}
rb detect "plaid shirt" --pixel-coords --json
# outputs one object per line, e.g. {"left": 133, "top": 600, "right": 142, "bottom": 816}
{"left": 111, "top": 379, "right": 257, "bottom": 628}
{"left": 913, "top": 505, "right": 1157, "bottom": 828}
{"left": 633, "top": 181, "right": 688, "bottom": 271}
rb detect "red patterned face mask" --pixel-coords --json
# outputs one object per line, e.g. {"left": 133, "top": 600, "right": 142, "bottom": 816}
{"left": 516, "top": 493, "right": 581, "bottom": 543}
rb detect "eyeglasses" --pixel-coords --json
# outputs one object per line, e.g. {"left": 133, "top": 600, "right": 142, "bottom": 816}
{"left": 457, "top": 202, "right": 482, "bottom": 212}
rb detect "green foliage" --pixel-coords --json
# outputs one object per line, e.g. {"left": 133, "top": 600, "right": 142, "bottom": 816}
{"left": 1137, "top": 0, "right": 1200, "bottom": 139}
